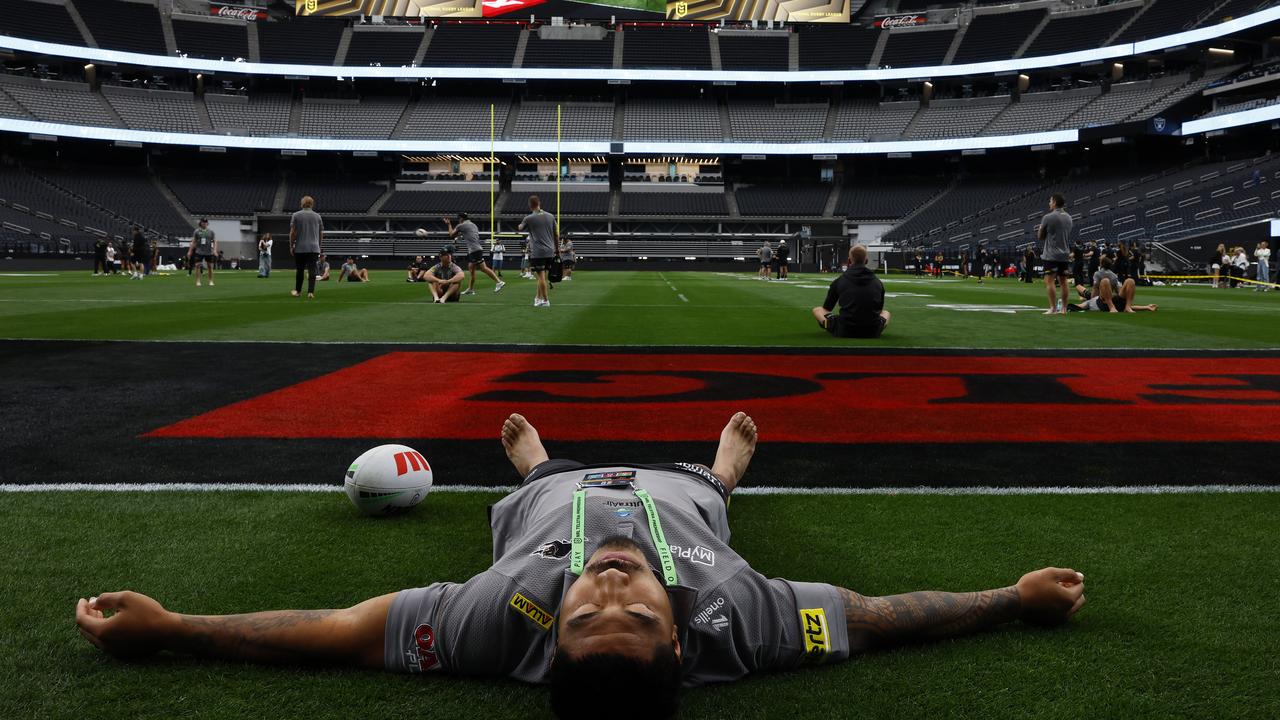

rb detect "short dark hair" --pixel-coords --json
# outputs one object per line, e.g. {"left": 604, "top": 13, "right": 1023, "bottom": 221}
{"left": 529, "top": 195, "right": 541, "bottom": 209}
{"left": 457, "top": 212, "right": 469, "bottom": 221}
{"left": 549, "top": 646, "right": 681, "bottom": 720}
{"left": 1050, "top": 193, "right": 1066, "bottom": 209}
{"left": 1100, "top": 255, "right": 1113, "bottom": 269}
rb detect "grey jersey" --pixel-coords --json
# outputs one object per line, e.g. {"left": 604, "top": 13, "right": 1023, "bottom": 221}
{"left": 455, "top": 221, "right": 482, "bottom": 254}
{"left": 290, "top": 208, "right": 323, "bottom": 254}
{"left": 385, "top": 464, "right": 849, "bottom": 685}
{"left": 193, "top": 228, "right": 215, "bottom": 255}
{"left": 759, "top": 245, "right": 773, "bottom": 262}
{"left": 521, "top": 210, "right": 557, "bottom": 259}
{"left": 1093, "top": 268, "right": 1120, "bottom": 294}
{"left": 1040, "top": 209, "right": 1072, "bottom": 262}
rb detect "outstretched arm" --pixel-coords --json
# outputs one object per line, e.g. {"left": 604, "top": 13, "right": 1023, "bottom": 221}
{"left": 838, "top": 567, "right": 1085, "bottom": 652}
{"left": 75, "top": 590, "right": 396, "bottom": 668}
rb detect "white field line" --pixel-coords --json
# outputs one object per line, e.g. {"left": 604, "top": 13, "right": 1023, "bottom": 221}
{"left": 3, "top": 483, "right": 1279, "bottom": 495}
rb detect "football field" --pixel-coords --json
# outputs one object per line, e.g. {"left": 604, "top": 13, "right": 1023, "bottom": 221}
{"left": 3, "top": 268, "right": 1279, "bottom": 719}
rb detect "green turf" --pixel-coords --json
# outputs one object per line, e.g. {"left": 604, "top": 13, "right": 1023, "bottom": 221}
{"left": 3, "top": 490, "right": 1277, "bottom": 719}
{"left": 1, "top": 270, "right": 1276, "bottom": 348}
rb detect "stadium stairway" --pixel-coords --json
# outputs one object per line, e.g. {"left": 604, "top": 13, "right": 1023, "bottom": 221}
{"left": 892, "top": 177, "right": 960, "bottom": 233}
{"left": 334, "top": 26, "right": 353, "bottom": 66}
{"left": 247, "top": 20, "right": 260, "bottom": 63}
{"left": 152, "top": 174, "right": 193, "bottom": 222}
{"left": 708, "top": 31, "right": 722, "bottom": 71}
{"left": 612, "top": 31, "right": 624, "bottom": 69}
{"left": 869, "top": 29, "right": 890, "bottom": 68}
{"left": 271, "top": 178, "right": 288, "bottom": 214}
{"left": 1106, "top": 0, "right": 1152, "bottom": 46}
{"left": 941, "top": 23, "right": 966, "bottom": 66}
{"left": 159, "top": 11, "right": 177, "bottom": 57}
{"left": 725, "top": 184, "right": 740, "bottom": 218}
{"left": 822, "top": 96, "right": 839, "bottom": 141}
{"left": 513, "top": 29, "right": 529, "bottom": 68}
{"left": 194, "top": 95, "right": 213, "bottom": 132}
{"left": 64, "top": 1, "right": 97, "bottom": 49}
{"left": 287, "top": 98, "right": 302, "bottom": 135}
{"left": 1015, "top": 12, "right": 1053, "bottom": 58}
{"left": 788, "top": 33, "right": 799, "bottom": 72}
{"left": 413, "top": 29, "right": 432, "bottom": 66}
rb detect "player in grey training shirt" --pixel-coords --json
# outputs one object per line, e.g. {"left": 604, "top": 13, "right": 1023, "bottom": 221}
{"left": 1037, "top": 193, "right": 1074, "bottom": 315}
{"left": 519, "top": 195, "right": 558, "bottom": 307}
{"left": 187, "top": 218, "right": 217, "bottom": 288}
{"left": 445, "top": 212, "right": 504, "bottom": 296}
{"left": 290, "top": 196, "right": 324, "bottom": 299}
{"left": 75, "top": 413, "right": 1087, "bottom": 720}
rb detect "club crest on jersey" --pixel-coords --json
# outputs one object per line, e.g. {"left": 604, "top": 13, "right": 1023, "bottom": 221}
{"left": 531, "top": 539, "right": 570, "bottom": 559}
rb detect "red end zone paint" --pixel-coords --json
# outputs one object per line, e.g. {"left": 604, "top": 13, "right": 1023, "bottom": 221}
{"left": 147, "top": 352, "right": 1280, "bottom": 443}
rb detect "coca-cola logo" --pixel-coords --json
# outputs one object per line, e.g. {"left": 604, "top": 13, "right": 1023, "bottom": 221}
{"left": 874, "top": 14, "right": 927, "bottom": 29}
{"left": 210, "top": 4, "right": 265, "bottom": 21}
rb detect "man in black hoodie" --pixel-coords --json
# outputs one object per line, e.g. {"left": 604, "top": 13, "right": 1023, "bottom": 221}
{"left": 811, "top": 244, "right": 890, "bottom": 339}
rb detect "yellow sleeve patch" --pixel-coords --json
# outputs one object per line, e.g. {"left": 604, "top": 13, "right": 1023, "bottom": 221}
{"left": 510, "top": 592, "right": 555, "bottom": 631}
{"left": 799, "top": 608, "right": 830, "bottom": 661}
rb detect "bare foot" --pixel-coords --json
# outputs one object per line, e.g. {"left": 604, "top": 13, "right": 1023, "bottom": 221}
{"left": 501, "top": 413, "right": 550, "bottom": 477}
{"left": 710, "top": 412, "right": 757, "bottom": 493}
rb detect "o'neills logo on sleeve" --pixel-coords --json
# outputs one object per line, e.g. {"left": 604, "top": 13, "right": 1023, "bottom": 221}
{"left": 210, "top": 3, "right": 267, "bottom": 21}
{"left": 874, "top": 14, "right": 927, "bottom": 28}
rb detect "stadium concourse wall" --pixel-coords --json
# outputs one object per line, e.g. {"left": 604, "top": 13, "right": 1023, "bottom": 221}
{"left": 3, "top": 6, "right": 1280, "bottom": 82}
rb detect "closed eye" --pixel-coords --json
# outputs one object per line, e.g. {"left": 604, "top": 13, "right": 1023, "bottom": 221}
{"left": 566, "top": 610, "right": 659, "bottom": 630}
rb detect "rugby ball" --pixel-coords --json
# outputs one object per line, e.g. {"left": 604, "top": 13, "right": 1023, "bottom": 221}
{"left": 415, "top": 228, "right": 428, "bottom": 238}
{"left": 344, "top": 444, "right": 433, "bottom": 517}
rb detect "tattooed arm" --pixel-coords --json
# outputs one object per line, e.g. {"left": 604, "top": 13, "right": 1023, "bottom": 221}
{"left": 838, "top": 567, "right": 1086, "bottom": 652}
{"left": 75, "top": 590, "right": 397, "bottom": 668}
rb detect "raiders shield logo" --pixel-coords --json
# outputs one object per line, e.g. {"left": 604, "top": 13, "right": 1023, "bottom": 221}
{"left": 531, "top": 539, "right": 571, "bottom": 559}
{"left": 675, "top": 1, "right": 688, "bottom": 18}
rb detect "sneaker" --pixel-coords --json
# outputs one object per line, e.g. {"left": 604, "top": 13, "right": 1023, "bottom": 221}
{"left": 209, "top": 281, "right": 215, "bottom": 287}
{"left": 563, "top": 276, "right": 572, "bottom": 282}
{"left": 196, "top": 280, "right": 202, "bottom": 287}
{"left": 462, "top": 289, "right": 476, "bottom": 296}
{"left": 494, "top": 281, "right": 506, "bottom": 293}
{"left": 290, "top": 290, "right": 300, "bottom": 297}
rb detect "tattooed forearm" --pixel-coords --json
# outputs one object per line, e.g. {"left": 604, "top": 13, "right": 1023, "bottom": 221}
{"left": 838, "top": 586, "right": 1021, "bottom": 652}
{"left": 173, "top": 610, "right": 344, "bottom": 663}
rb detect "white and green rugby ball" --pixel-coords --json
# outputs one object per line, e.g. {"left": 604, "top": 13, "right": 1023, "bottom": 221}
{"left": 344, "top": 444, "right": 433, "bottom": 516}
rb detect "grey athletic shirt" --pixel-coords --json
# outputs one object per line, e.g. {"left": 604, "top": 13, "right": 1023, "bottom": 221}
{"left": 385, "top": 463, "right": 850, "bottom": 685}
{"left": 193, "top": 228, "right": 215, "bottom": 255}
{"left": 1092, "top": 268, "right": 1121, "bottom": 294}
{"left": 521, "top": 210, "right": 557, "bottom": 259}
{"left": 759, "top": 245, "right": 773, "bottom": 263}
{"left": 1040, "top": 209, "right": 1072, "bottom": 262}
{"left": 290, "top": 208, "right": 323, "bottom": 254}
{"left": 455, "top": 220, "right": 483, "bottom": 254}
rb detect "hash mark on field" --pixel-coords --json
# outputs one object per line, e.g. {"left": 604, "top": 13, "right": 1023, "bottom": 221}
{"left": 678, "top": 294, "right": 689, "bottom": 303}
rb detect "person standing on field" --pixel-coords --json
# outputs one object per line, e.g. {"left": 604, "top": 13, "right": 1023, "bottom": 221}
{"left": 1037, "top": 193, "right": 1073, "bottom": 315}
{"left": 187, "top": 219, "right": 217, "bottom": 287}
{"left": 258, "top": 233, "right": 273, "bottom": 278}
{"left": 519, "top": 196, "right": 558, "bottom": 308}
{"left": 445, "top": 212, "right": 504, "bottom": 295}
{"left": 290, "top": 196, "right": 323, "bottom": 299}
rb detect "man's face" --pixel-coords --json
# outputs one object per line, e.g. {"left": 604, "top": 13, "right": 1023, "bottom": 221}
{"left": 440, "top": 253, "right": 452, "bottom": 265}
{"left": 556, "top": 537, "right": 680, "bottom": 663}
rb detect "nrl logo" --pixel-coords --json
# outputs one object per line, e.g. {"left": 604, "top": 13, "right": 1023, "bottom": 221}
{"left": 304, "top": 0, "right": 318, "bottom": 13}
{"left": 674, "top": 1, "right": 688, "bottom": 18}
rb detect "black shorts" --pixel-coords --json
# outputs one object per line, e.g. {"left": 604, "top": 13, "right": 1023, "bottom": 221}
{"left": 1112, "top": 296, "right": 1127, "bottom": 312}
{"left": 1043, "top": 260, "right": 1070, "bottom": 276}
{"left": 346, "top": 275, "right": 363, "bottom": 283}
{"left": 468, "top": 250, "right": 486, "bottom": 265}
{"left": 529, "top": 257, "right": 554, "bottom": 272}
{"left": 194, "top": 254, "right": 215, "bottom": 264}
{"left": 562, "top": 259, "right": 575, "bottom": 268}
{"left": 824, "top": 313, "right": 886, "bottom": 339}
{"left": 778, "top": 261, "right": 789, "bottom": 268}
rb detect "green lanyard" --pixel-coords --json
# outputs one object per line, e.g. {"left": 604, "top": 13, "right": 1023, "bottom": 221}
{"left": 569, "top": 488, "right": 679, "bottom": 587}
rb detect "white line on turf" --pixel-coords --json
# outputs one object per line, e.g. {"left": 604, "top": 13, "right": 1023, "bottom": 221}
{"left": 678, "top": 294, "right": 689, "bottom": 303}
{"left": 2, "top": 483, "right": 1278, "bottom": 495}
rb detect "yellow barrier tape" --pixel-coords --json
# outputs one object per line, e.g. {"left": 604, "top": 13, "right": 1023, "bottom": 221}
{"left": 1147, "top": 274, "right": 1280, "bottom": 289}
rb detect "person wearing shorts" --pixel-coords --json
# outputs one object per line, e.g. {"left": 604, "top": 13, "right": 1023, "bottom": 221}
{"left": 519, "top": 196, "right": 558, "bottom": 307}
{"left": 446, "top": 212, "right": 504, "bottom": 296}
{"left": 425, "top": 247, "right": 464, "bottom": 303}
{"left": 130, "top": 227, "right": 148, "bottom": 280}
{"left": 1037, "top": 193, "right": 1073, "bottom": 315}
{"left": 757, "top": 241, "right": 773, "bottom": 281}
{"left": 559, "top": 238, "right": 576, "bottom": 281}
{"left": 811, "top": 244, "right": 890, "bottom": 339}
{"left": 76, "top": 411, "right": 1086, "bottom": 720}
{"left": 187, "top": 219, "right": 217, "bottom": 287}
{"left": 491, "top": 243, "right": 505, "bottom": 278}
{"left": 340, "top": 257, "right": 369, "bottom": 283}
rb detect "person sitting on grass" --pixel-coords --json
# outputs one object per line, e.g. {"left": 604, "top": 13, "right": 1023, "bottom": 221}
{"left": 74, "top": 411, "right": 1085, "bottom": 720}
{"left": 404, "top": 256, "right": 424, "bottom": 281}
{"left": 315, "top": 254, "right": 332, "bottom": 282}
{"left": 425, "top": 247, "right": 464, "bottom": 304}
{"left": 1073, "top": 257, "right": 1158, "bottom": 313}
{"left": 340, "top": 257, "right": 370, "bottom": 283}
{"left": 812, "top": 244, "right": 891, "bottom": 339}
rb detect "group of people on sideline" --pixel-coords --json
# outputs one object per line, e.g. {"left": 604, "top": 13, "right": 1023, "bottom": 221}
{"left": 1210, "top": 242, "right": 1272, "bottom": 290}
